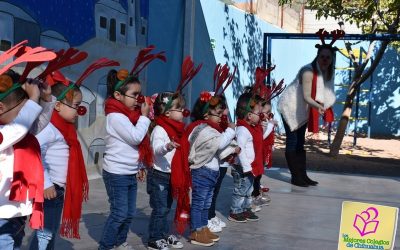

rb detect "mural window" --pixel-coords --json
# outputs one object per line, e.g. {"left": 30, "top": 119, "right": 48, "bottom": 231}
{"left": 130, "top": 17, "right": 133, "bottom": 26}
{"left": 100, "top": 16, "right": 107, "bottom": 29}
{"left": 120, "top": 23, "right": 126, "bottom": 35}
{"left": 110, "top": 19, "right": 116, "bottom": 42}
{"left": 0, "top": 40, "right": 12, "bottom": 51}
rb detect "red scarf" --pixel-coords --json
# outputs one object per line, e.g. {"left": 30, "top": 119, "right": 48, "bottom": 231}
{"left": 236, "top": 120, "right": 264, "bottom": 176}
{"left": 308, "top": 70, "right": 334, "bottom": 133}
{"left": 10, "top": 134, "right": 44, "bottom": 229}
{"left": 263, "top": 128, "right": 274, "bottom": 169}
{"left": 155, "top": 116, "right": 189, "bottom": 234}
{"left": 104, "top": 98, "right": 153, "bottom": 167}
{"left": 51, "top": 111, "right": 89, "bottom": 239}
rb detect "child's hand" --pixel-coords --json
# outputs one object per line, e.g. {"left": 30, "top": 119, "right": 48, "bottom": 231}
{"left": 234, "top": 146, "right": 241, "bottom": 154}
{"left": 22, "top": 81, "right": 40, "bottom": 103}
{"left": 228, "top": 122, "right": 236, "bottom": 129}
{"left": 166, "top": 141, "right": 180, "bottom": 151}
{"left": 40, "top": 82, "right": 52, "bottom": 102}
{"left": 271, "top": 119, "right": 279, "bottom": 126}
{"left": 44, "top": 185, "right": 57, "bottom": 200}
{"left": 137, "top": 168, "right": 146, "bottom": 182}
{"left": 141, "top": 102, "right": 150, "bottom": 117}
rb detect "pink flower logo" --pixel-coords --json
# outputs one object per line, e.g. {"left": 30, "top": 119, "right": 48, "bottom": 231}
{"left": 353, "top": 207, "right": 379, "bottom": 237}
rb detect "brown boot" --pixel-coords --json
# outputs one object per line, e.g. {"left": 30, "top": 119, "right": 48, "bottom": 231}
{"left": 189, "top": 230, "right": 214, "bottom": 247}
{"left": 203, "top": 227, "right": 220, "bottom": 242}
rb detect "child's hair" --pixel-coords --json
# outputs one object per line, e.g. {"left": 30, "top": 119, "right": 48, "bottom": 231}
{"left": 0, "top": 70, "right": 27, "bottom": 106}
{"left": 153, "top": 92, "right": 186, "bottom": 116}
{"left": 236, "top": 92, "right": 257, "bottom": 120}
{"left": 106, "top": 69, "right": 140, "bottom": 97}
{"left": 191, "top": 94, "right": 227, "bottom": 121}
{"left": 51, "top": 83, "right": 82, "bottom": 103}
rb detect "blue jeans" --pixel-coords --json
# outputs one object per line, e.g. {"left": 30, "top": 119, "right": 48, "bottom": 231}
{"left": 282, "top": 118, "right": 307, "bottom": 153}
{"left": 30, "top": 184, "right": 65, "bottom": 250}
{"left": 99, "top": 170, "right": 137, "bottom": 250}
{"left": 0, "top": 216, "right": 26, "bottom": 250}
{"left": 190, "top": 166, "right": 219, "bottom": 231}
{"left": 208, "top": 167, "right": 228, "bottom": 219}
{"left": 147, "top": 169, "right": 172, "bottom": 242}
{"left": 230, "top": 165, "right": 254, "bottom": 214}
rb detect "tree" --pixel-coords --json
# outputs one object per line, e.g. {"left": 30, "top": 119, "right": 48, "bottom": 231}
{"left": 279, "top": 0, "right": 400, "bottom": 156}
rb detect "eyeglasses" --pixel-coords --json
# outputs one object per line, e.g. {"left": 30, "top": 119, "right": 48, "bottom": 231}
{"left": 60, "top": 102, "right": 87, "bottom": 116}
{"left": 249, "top": 111, "right": 265, "bottom": 120}
{"left": 169, "top": 108, "right": 191, "bottom": 117}
{"left": 121, "top": 93, "right": 145, "bottom": 104}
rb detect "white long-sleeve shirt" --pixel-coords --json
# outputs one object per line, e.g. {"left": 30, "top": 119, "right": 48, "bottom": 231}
{"left": 0, "top": 100, "right": 42, "bottom": 218}
{"left": 36, "top": 123, "right": 69, "bottom": 189}
{"left": 236, "top": 126, "right": 254, "bottom": 173}
{"left": 189, "top": 125, "right": 235, "bottom": 171}
{"left": 262, "top": 121, "right": 275, "bottom": 139}
{"left": 103, "top": 113, "right": 151, "bottom": 175}
{"left": 150, "top": 125, "right": 174, "bottom": 173}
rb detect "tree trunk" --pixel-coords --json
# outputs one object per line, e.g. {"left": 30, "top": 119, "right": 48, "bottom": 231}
{"left": 329, "top": 86, "right": 357, "bottom": 156}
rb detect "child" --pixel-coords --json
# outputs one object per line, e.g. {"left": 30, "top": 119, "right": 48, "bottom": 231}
{"left": 99, "top": 46, "right": 165, "bottom": 250}
{"left": 147, "top": 57, "right": 200, "bottom": 250}
{"left": 0, "top": 76, "right": 54, "bottom": 249}
{"left": 228, "top": 92, "right": 263, "bottom": 223}
{"left": 185, "top": 87, "right": 236, "bottom": 246}
{"left": 148, "top": 92, "right": 186, "bottom": 250}
{"left": 30, "top": 58, "right": 117, "bottom": 249}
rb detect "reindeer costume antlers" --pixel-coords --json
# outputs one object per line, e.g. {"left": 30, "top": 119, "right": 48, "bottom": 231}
{"left": 253, "top": 66, "right": 285, "bottom": 102}
{"left": 315, "top": 28, "right": 345, "bottom": 51}
{"left": 113, "top": 45, "right": 166, "bottom": 96}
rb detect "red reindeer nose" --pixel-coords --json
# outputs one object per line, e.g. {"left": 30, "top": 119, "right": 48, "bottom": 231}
{"left": 183, "top": 109, "right": 191, "bottom": 117}
{"left": 0, "top": 132, "right": 3, "bottom": 144}
{"left": 137, "top": 95, "right": 145, "bottom": 104}
{"left": 259, "top": 112, "right": 265, "bottom": 121}
{"left": 77, "top": 106, "right": 87, "bottom": 116}
{"left": 268, "top": 113, "right": 274, "bottom": 119}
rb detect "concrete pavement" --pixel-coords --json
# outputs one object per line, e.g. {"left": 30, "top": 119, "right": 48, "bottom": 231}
{"left": 21, "top": 168, "right": 400, "bottom": 250}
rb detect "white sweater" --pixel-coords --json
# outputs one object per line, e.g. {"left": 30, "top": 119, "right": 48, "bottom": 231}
{"left": 0, "top": 100, "right": 43, "bottom": 218}
{"left": 189, "top": 125, "right": 235, "bottom": 171}
{"left": 103, "top": 113, "right": 151, "bottom": 175}
{"left": 36, "top": 123, "right": 69, "bottom": 189}
{"left": 236, "top": 126, "right": 254, "bottom": 173}
{"left": 150, "top": 125, "right": 174, "bottom": 173}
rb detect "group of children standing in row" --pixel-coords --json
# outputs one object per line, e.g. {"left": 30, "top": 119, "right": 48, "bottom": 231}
{"left": 0, "top": 43, "right": 279, "bottom": 250}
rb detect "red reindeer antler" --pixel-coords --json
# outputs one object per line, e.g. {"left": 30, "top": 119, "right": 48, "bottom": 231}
{"left": 253, "top": 65, "right": 276, "bottom": 95}
{"left": 130, "top": 45, "right": 166, "bottom": 76}
{"left": 37, "top": 48, "right": 88, "bottom": 80}
{"left": 264, "top": 79, "right": 285, "bottom": 101}
{"left": 213, "top": 63, "right": 236, "bottom": 96}
{"left": 330, "top": 29, "right": 345, "bottom": 46}
{"left": 75, "top": 58, "right": 120, "bottom": 86}
{"left": 177, "top": 56, "right": 202, "bottom": 93}
{"left": 0, "top": 46, "right": 57, "bottom": 75}
{"left": 0, "top": 40, "right": 29, "bottom": 66}
{"left": 316, "top": 28, "right": 329, "bottom": 45}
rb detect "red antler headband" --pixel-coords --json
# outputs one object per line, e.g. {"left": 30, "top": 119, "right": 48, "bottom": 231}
{"left": 253, "top": 66, "right": 285, "bottom": 102}
{"left": 114, "top": 45, "right": 166, "bottom": 95}
{"left": 315, "top": 28, "right": 345, "bottom": 51}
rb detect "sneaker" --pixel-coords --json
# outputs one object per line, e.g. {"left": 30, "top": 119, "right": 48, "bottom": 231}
{"left": 189, "top": 230, "right": 214, "bottom": 247}
{"left": 115, "top": 242, "right": 135, "bottom": 250}
{"left": 252, "top": 195, "right": 270, "bottom": 207}
{"left": 165, "top": 235, "right": 183, "bottom": 249}
{"left": 203, "top": 227, "right": 220, "bottom": 242}
{"left": 148, "top": 239, "right": 169, "bottom": 250}
{"left": 211, "top": 216, "right": 226, "bottom": 228}
{"left": 227, "top": 212, "right": 247, "bottom": 223}
{"left": 251, "top": 204, "right": 261, "bottom": 212}
{"left": 207, "top": 219, "right": 222, "bottom": 233}
{"left": 261, "top": 192, "right": 271, "bottom": 202}
{"left": 243, "top": 210, "right": 259, "bottom": 222}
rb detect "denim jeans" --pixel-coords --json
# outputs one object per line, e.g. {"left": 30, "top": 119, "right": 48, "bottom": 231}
{"left": 30, "top": 184, "right": 65, "bottom": 250}
{"left": 99, "top": 170, "right": 137, "bottom": 250}
{"left": 208, "top": 167, "right": 227, "bottom": 220}
{"left": 190, "top": 166, "right": 219, "bottom": 231}
{"left": 0, "top": 216, "right": 26, "bottom": 250}
{"left": 230, "top": 165, "right": 254, "bottom": 214}
{"left": 147, "top": 168, "right": 172, "bottom": 242}
{"left": 282, "top": 118, "right": 307, "bottom": 153}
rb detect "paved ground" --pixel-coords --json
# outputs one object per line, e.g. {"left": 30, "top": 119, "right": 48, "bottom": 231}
{"left": 21, "top": 168, "right": 400, "bottom": 250}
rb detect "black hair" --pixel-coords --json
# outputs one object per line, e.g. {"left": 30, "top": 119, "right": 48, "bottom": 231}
{"left": 51, "top": 82, "right": 82, "bottom": 103}
{"left": 153, "top": 91, "right": 186, "bottom": 116}
{"left": 106, "top": 69, "right": 141, "bottom": 97}
{"left": 0, "top": 70, "right": 27, "bottom": 106}
{"left": 236, "top": 92, "right": 256, "bottom": 120}
{"left": 311, "top": 47, "right": 336, "bottom": 80}
{"left": 191, "top": 94, "right": 226, "bottom": 121}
